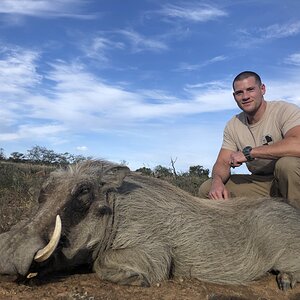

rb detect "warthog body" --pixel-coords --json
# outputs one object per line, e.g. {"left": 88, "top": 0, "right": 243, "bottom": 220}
{"left": 1, "top": 160, "right": 300, "bottom": 289}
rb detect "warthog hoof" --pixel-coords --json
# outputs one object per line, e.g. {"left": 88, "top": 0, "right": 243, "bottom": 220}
{"left": 276, "top": 272, "right": 296, "bottom": 291}
{"left": 96, "top": 266, "right": 151, "bottom": 287}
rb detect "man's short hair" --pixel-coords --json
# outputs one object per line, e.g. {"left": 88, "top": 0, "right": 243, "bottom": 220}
{"left": 232, "top": 71, "right": 262, "bottom": 90}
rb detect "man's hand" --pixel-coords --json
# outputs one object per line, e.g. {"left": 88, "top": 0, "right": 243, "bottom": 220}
{"left": 208, "top": 148, "right": 237, "bottom": 200}
{"left": 229, "top": 151, "right": 246, "bottom": 168}
{"left": 208, "top": 179, "right": 230, "bottom": 200}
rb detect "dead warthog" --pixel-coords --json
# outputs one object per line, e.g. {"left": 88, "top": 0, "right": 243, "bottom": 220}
{"left": 0, "top": 160, "right": 300, "bottom": 290}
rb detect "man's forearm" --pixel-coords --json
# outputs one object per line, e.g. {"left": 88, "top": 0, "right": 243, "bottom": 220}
{"left": 251, "top": 136, "right": 300, "bottom": 160}
{"left": 211, "top": 162, "right": 231, "bottom": 184}
{"left": 250, "top": 126, "right": 300, "bottom": 160}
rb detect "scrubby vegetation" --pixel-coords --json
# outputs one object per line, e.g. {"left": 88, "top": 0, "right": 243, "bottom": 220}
{"left": 0, "top": 161, "right": 54, "bottom": 233}
{"left": 0, "top": 146, "right": 209, "bottom": 233}
{"left": 0, "top": 146, "right": 90, "bottom": 166}
{"left": 136, "top": 163, "right": 209, "bottom": 196}
{"left": 1, "top": 146, "right": 209, "bottom": 196}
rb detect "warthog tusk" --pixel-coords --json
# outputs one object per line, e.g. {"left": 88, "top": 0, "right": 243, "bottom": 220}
{"left": 34, "top": 215, "right": 62, "bottom": 263}
{"left": 26, "top": 272, "right": 38, "bottom": 279}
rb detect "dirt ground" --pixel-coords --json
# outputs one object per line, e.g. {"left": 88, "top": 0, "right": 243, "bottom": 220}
{"left": 1, "top": 271, "right": 300, "bottom": 300}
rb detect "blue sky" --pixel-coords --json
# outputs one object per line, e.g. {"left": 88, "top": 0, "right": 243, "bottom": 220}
{"left": 0, "top": 0, "right": 300, "bottom": 172}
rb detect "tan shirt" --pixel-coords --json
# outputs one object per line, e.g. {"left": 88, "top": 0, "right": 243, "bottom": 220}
{"left": 222, "top": 101, "right": 300, "bottom": 175}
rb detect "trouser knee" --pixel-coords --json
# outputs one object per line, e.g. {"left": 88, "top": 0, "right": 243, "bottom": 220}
{"left": 274, "top": 157, "right": 300, "bottom": 209}
{"left": 274, "top": 157, "right": 300, "bottom": 179}
{"left": 198, "top": 179, "right": 212, "bottom": 198}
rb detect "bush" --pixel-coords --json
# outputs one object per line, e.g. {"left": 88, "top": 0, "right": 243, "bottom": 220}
{"left": 135, "top": 164, "right": 209, "bottom": 196}
{"left": 168, "top": 174, "right": 208, "bottom": 196}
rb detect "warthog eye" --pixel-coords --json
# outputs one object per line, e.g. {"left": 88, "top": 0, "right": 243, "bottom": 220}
{"left": 72, "top": 184, "right": 93, "bottom": 212}
{"left": 79, "top": 187, "right": 90, "bottom": 195}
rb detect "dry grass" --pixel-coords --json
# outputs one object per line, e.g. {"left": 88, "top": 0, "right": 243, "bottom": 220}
{"left": 0, "top": 161, "right": 54, "bottom": 233}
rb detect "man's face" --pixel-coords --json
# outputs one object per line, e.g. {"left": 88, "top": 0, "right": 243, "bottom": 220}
{"left": 233, "top": 76, "right": 266, "bottom": 115}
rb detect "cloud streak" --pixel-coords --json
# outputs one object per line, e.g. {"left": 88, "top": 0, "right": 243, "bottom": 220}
{"left": 233, "top": 21, "right": 300, "bottom": 48}
{"left": 284, "top": 53, "right": 300, "bottom": 66}
{"left": 117, "top": 29, "right": 169, "bottom": 53}
{"left": 159, "top": 3, "right": 227, "bottom": 22}
{"left": 0, "top": 46, "right": 41, "bottom": 94}
{"left": 260, "top": 22, "right": 300, "bottom": 39}
{"left": 0, "top": 46, "right": 234, "bottom": 143}
{"left": 26, "top": 62, "right": 234, "bottom": 129}
{"left": 0, "top": 0, "right": 93, "bottom": 19}
{"left": 177, "top": 55, "right": 228, "bottom": 71}
{"left": 81, "top": 36, "right": 124, "bottom": 62}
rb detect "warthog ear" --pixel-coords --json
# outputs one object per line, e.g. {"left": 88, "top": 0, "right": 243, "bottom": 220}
{"left": 100, "top": 165, "right": 130, "bottom": 192}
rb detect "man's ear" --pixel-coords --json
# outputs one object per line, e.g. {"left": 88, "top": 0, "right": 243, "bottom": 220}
{"left": 100, "top": 165, "right": 130, "bottom": 192}
{"left": 261, "top": 83, "right": 266, "bottom": 95}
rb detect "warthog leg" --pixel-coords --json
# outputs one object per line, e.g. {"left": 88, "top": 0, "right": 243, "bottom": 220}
{"left": 276, "top": 272, "right": 297, "bottom": 290}
{"left": 93, "top": 245, "right": 172, "bottom": 286}
{"left": 96, "top": 265, "right": 150, "bottom": 287}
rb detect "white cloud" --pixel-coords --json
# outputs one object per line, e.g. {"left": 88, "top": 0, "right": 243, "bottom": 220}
{"left": 0, "top": 132, "right": 19, "bottom": 142}
{"left": 22, "top": 62, "right": 235, "bottom": 125}
{"left": 177, "top": 55, "right": 228, "bottom": 71}
{"left": 0, "top": 0, "right": 93, "bottom": 19}
{"left": 20, "top": 123, "right": 66, "bottom": 135}
{"left": 1, "top": 46, "right": 300, "bottom": 150}
{"left": 79, "top": 30, "right": 168, "bottom": 63}
{"left": 266, "top": 74, "right": 300, "bottom": 104}
{"left": 80, "top": 36, "right": 124, "bottom": 62}
{"left": 117, "top": 29, "right": 168, "bottom": 53}
{"left": 260, "top": 22, "right": 300, "bottom": 39}
{"left": 76, "top": 146, "right": 88, "bottom": 152}
{"left": 233, "top": 21, "right": 300, "bottom": 48}
{"left": 0, "top": 124, "right": 66, "bottom": 141}
{"left": 0, "top": 53, "right": 234, "bottom": 144}
{"left": 159, "top": 3, "right": 227, "bottom": 22}
{"left": 0, "top": 46, "right": 41, "bottom": 94}
{"left": 284, "top": 53, "right": 300, "bottom": 66}
{"left": 185, "top": 80, "right": 228, "bottom": 90}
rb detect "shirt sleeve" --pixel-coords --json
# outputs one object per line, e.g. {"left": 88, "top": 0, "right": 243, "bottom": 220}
{"left": 221, "top": 121, "right": 238, "bottom": 152}
{"left": 279, "top": 102, "right": 300, "bottom": 135}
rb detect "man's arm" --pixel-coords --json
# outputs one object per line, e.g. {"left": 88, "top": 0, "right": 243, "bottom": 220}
{"left": 251, "top": 125, "right": 300, "bottom": 159}
{"left": 209, "top": 148, "right": 233, "bottom": 200}
{"left": 230, "top": 125, "right": 300, "bottom": 164}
